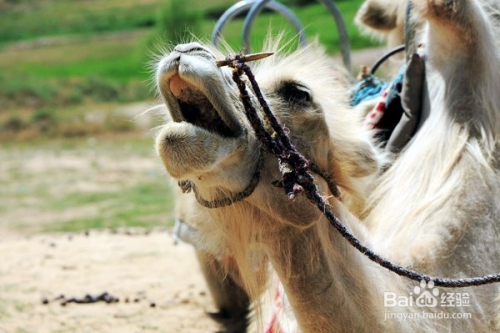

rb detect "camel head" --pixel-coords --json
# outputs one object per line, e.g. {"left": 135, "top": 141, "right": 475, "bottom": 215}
{"left": 154, "top": 41, "right": 382, "bottom": 211}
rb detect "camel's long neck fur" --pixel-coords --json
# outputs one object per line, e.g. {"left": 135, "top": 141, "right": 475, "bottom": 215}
{"left": 261, "top": 200, "right": 387, "bottom": 332}
{"left": 194, "top": 151, "right": 398, "bottom": 332}
{"left": 206, "top": 176, "right": 388, "bottom": 332}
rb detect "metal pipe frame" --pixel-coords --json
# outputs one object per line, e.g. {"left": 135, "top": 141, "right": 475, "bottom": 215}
{"left": 211, "top": 0, "right": 351, "bottom": 73}
{"left": 211, "top": 0, "right": 306, "bottom": 51}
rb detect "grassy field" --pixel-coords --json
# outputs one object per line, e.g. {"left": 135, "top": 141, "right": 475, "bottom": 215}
{"left": 0, "top": 0, "right": 236, "bottom": 44}
{"left": 0, "top": 0, "right": 373, "bottom": 46}
{"left": 0, "top": 135, "right": 175, "bottom": 234}
{"left": 0, "top": 0, "right": 378, "bottom": 79}
{"left": 0, "top": 0, "right": 378, "bottom": 110}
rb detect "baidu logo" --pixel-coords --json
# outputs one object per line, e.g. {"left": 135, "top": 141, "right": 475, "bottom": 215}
{"left": 384, "top": 280, "right": 470, "bottom": 309}
{"left": 383, "top": 280, "right": 472, "bottom": 321}
{"left": 414, "top": 280, "right": 439, "bottom": 308}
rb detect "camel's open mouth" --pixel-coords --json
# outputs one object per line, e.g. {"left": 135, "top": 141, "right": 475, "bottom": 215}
{"left": 168, "top": 74, "right": 238, "bottom": 138}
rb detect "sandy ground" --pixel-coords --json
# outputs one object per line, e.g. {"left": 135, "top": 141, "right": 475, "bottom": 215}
{"left": 0, "top": 108, "right": 221, "bottom": 332}
{"left": 0, "top": 231, "right": 220, "bottom": 333}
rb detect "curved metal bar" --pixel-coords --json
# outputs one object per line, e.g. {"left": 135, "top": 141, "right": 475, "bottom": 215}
{"left": 242, "top": 0, "right": 270, "bottom": 53}
{"left": 370, "top": 45, "right": 406, "bottom": 75}
{"left": 212, "top": 0, "right": 306, "bottom": 51}
{"left": 242, "top": 0, "right": 307, "bottom": 53}
{"left": 211, "top": 1, "right": 258, "bottom": 47}
{"left": 316, "top": 0, "right": 352, "bottom": 73}
{"left": 212, "top": 0, "right": 350, "bottom": 74}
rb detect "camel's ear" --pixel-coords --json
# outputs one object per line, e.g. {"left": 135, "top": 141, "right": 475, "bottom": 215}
{"left": 355, "top": 0, "right": 399, "bottom": 31}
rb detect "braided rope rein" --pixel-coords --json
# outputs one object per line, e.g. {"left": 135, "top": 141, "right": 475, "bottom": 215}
{"left": 218, "top": 54, "right": 500, "bottom": 288}
{"left": 178, "top": 146, "right": 265, "bottom": 208}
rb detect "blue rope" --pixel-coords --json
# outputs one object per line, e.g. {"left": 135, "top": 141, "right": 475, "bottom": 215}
{"left": 350, "top": 66, "right": 406, "bottom": 107}
{"left": 350, "top": 75, "right": 388, "bottom": 106}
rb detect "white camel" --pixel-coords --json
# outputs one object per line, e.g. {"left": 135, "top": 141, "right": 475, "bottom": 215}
{"left": 154, "top": 0, "right": 500, "bottom": 331}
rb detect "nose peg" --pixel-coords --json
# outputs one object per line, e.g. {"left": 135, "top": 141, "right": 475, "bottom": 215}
{"left": 216, "top": 52, "right": 274, "bottom": 67}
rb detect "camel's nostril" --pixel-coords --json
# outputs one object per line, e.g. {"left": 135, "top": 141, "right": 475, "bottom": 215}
{"left": 174, "top": 42, "right": 207, "bottom": 54}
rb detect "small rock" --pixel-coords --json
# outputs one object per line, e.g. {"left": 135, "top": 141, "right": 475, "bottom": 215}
{"left": 161, "top": 300, "right": 175, "bottom": 308}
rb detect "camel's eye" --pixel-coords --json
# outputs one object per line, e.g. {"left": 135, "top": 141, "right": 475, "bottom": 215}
{"left": 277, "top": 82, "right": 312, "bottom": 107}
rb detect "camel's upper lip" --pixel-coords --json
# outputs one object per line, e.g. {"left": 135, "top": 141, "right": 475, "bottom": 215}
{"left": 157, "top": 49, "right": 243, "bottom": 139}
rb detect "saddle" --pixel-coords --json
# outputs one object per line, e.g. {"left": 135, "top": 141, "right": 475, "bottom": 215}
{"left": 350, "top": 48, "right": 429, "bottom": 153}
{"left": 351, "top": 0, "right": 431, "bottom": 154}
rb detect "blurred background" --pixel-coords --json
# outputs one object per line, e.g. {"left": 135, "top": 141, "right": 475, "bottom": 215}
{"left": 0, "top": 0, "right": 380, "bottom": 236}
{"left": 0, "top": 1, "right": 386, "bottom": 331}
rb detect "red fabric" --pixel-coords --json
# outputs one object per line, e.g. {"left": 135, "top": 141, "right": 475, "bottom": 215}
{"left": 265, "top": 279, "right": 285, "bottom": 333}
{"left": 365, "top": 88, "right": 389, "bottom": 129}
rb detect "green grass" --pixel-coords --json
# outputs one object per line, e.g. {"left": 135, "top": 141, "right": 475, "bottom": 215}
{"left": 0, "top": 0, "right": 159, "bottom": 44}
{"left": 0, "top": 0, "right": 377, "bottom": 111}
{"left": 0, "top": 34, "right": 149, "bottom": 82}
{"left": 0, "top": 0, "right": 376, "bottom": 79}
{"left": 0, "top": 34, "right": 152, "bottom": 112}
{"left": 0, "top": 0, "right": 237, "bottom": 45}
{"left": 0, "top": 137, "right": 176, "bottom": 234}
{"left": 44, "top": 181, "right": 175, "bottom": 233}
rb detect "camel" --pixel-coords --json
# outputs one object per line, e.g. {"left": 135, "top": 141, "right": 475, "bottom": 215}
{"left": 154, "top": 0, "right": 500, "bottom": 331}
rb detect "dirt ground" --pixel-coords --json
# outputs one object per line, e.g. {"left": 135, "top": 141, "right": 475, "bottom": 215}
{"left": 0, "top": 106, "right": 221, "bottom": 333}
{"left": 0, "top": 231, "right": 220, "bottom": 333}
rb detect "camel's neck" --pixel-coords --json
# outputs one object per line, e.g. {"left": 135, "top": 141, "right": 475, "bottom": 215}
{"left": 262, "top": 200, "right": 387, "bottom": 333}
